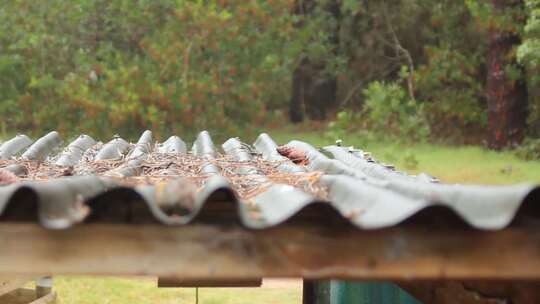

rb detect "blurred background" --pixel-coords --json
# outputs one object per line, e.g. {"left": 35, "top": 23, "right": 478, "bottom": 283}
{"left": 1, "top": 0, "right": 539, "bottom": 148}
{"left": 1, "top": 1, "right": 540, "bottom": 302}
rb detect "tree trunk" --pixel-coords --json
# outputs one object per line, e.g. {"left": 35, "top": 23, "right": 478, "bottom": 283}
{"left": 290, "top": 60, "right": 337, "bottom": 122}
{"left": 289, "top": 1, "right": 340, "bottom": 123}
{"left": 486, "top": 0, "right": 528, "bottom": 150}
{"left": 290, "top": 62, "right": 306, "bottom": 123}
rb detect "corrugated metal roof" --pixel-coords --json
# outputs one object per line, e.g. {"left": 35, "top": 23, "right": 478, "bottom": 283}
{"left": 0, "top": 130, "right": 538, "bottom": 230}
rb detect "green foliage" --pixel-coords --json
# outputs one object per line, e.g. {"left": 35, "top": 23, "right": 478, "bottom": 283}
{"left": 415, "top": 1, "right": 488, "bottom": 135}
{"left": 416, "top": 46, "right": 487, "bottom": 130}
{"left": 363, "top": 81, "right": 430, "bottom": 142}
{"left": 403, "top": 151, "right": 419, "bottom": 170}
{"left": 324, "top": 110, "right": 375, "bottom": 147}
{"left": 327, "top": 1, "right": 491, "bottom": 142}
{"left": 519, "top": 0, "right": 540, "bottom": 133}
{"left": 0, "top": 0, "right": 535, "bottom": 144}
{"left": 325, "top": 111, "right": 357, "bottom": 141}
{"left": 325, "top": 80, "right": 429, "bottom": 145}
{"left": 466, "top": 0, "right": 525, "bottom": 35}
{"left": 0, "top": 0, "right": 335, "bottom": 140}
{"left": 519, "top": 0, "right": 540, "bottom": 73}
{"left": 515, "top": 137, "right": 540, "bottom": 160}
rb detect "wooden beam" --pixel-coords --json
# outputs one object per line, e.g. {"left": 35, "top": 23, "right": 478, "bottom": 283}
{"left": 0, "top": 288, "right": 35, "bottom": 304}
{"left": 1, "top": 223, "right": 540, "bottom": 280}
{"left": 30, "top": 292, "right": 56, "bottom": 304}
{"left": 0, "top": 288, "right": 56, "bottom": 304}
{"left": 157, "top": 278, "right": 262, "bottom": 288}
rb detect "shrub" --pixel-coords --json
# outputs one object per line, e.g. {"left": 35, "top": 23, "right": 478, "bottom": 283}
{"left": 362, "top": 81, "right": 430, "bottom": 142}
{"left": 515, "top": 137, "right": 540, "bottom": 160}
{"left": 0, "top": 0, "right": 333, "bottom": 141}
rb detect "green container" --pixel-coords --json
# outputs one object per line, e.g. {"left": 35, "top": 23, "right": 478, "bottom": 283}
{"left": 330, "top": 281, "right": 421, "bottom": 304}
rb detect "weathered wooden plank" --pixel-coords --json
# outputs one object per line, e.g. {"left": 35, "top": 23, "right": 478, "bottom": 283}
{"left": 0, "top": 277, "right": 55, "bottom": 304}
{"left": 1, "top": 223, "right": 540, "bottom": 280}
{"left": 29, "top": 292, "right": 56, "bottom": 304}
{"left": 157, "top": 278, "right": 262, "bottom": 288}
{"left": 0, "top": 288, "right": 55, "bottom": 304}
{"left": 0, "top": 288, "right": 35, "bottom": 304}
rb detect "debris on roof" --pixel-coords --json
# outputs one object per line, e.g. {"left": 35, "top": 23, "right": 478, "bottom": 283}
{"left": 0, "top": 130, "right": 537, "bottom": 230}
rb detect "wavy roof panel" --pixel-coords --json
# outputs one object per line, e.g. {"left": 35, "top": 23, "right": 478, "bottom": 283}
{"left": 0, "top": 130, "right": 537, "bottom": 230}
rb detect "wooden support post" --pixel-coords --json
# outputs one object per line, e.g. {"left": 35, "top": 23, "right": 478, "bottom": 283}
{"left": 35, "top": 277, "right": 52, "bottom": 299}
{"left": 303, "top": 280, "right": 331, "bottom": 304}
{"left": 303, "top": 280, "right": 316, "bottom": 304}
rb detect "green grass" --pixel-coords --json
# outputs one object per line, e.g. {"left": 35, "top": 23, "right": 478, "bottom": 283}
{"left": 42, "top": 277, "right": 301, "bottom": 304}
{"left": 268, "top": 129, "right": 540, "bottom": 185}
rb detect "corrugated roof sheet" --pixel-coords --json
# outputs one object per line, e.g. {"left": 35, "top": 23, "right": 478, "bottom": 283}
{"left": 0, "top": 130, "right": 538, "bottom": 230}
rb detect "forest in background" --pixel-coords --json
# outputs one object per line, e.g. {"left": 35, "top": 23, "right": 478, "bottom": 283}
{"left": 1, "top": 0, "right": 540, "bottom": 156}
